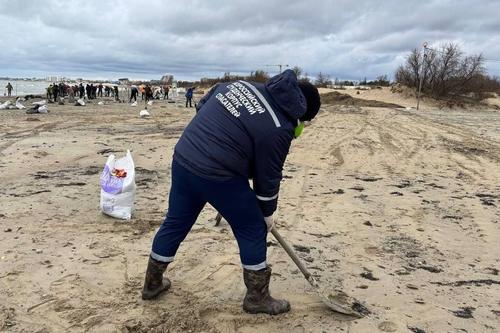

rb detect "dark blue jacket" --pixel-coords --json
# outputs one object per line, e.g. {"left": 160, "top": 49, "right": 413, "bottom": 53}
{"left": 174, "top": 70, "right": 307, "bottom": 217}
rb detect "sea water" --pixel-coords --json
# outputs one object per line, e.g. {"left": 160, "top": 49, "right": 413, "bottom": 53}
{"left": 0, "top": 80, "right": 51, "bottom": 96}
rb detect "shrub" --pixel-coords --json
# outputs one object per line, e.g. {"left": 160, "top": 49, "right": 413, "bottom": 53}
{"left": 395, "top": 43, "right": 498, "bottom": 100}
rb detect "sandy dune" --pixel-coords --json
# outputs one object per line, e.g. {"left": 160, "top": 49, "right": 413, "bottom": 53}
{"left": 1, "top": 93, "right": 499, "bottom": 332}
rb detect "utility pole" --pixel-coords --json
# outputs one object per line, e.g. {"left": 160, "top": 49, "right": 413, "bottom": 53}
{"left": 416, "top": 42, "right": 428, "bottom": 110}
{"left": 265, "top": 64, "right": 290, "bottom": 74}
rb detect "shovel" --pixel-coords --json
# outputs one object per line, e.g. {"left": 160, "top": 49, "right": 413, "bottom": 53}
{"left": 270, "top": 227, "right": 367, "bottom": 317}
{"left": 214, "top": 213, "right": 367, "bottom": 317}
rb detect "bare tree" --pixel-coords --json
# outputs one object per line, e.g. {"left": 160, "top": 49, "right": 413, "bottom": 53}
{"left": 314, "top": 72, "right": 332, "bottom": 88}
{"left": 395, "top": 43, "right": 486, "bottom": 99}
{"left": 395, "top": 49, "right": 422, "bottom": 89}
{"left": 292, "top": 66, "right": 303, "bottom": 78}
{"left": 249, "top": 70, "right": 269, "bottom": 83}
{"left": 300, "top": 72, "right": 311, "bottom": 83}
{"left": 375, "top": 75, "right": 390, "bottom": 86}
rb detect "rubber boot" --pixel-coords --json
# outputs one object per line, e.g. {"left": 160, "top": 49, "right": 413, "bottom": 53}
{"left": 243, "top": 267, "right": 291, "bottom": 315}
{"left": 141, "top": 257, "right": 171, "bottom": 300}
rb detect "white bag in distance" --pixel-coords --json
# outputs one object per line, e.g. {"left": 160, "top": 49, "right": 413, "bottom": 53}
{"left": 139, "top": 109, "right": 150, "bottom": 118}
{"left": 99, "top": 150, "right": 136, "bottom": 220}
{"left": 0, "top": 100, "right": 12, "bottom": 110}
{"left": 37, "top": 105, "right": 48, "bottom": 113}
{"left": 15, "top": 99, "right": 26, "bottom": 109}
{"left": 32, "top": 100, "right": 47, "bottom": 106}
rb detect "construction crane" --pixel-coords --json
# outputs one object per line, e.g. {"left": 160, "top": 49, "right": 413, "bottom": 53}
{"left": 265, "top": 64, "right": 290, "bottom": 74}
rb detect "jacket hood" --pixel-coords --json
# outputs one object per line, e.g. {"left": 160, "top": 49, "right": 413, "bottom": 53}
{"left": 265, "top": 69, "right": 307, "bottom": 120}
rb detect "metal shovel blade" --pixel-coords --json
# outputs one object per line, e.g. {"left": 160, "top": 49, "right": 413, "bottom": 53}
{"left": 308, "top": 275, "right": 366, "bottom": 317}
{"left": 271, "top": 228, "right": 367, "bottom": 317}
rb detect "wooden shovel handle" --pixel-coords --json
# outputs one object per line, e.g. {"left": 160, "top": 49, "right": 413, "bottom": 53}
{"left": 271, "top": 228, "right": 312, "bottom": 281}
{"left": 214, "top": 212, "right": 313, "bottom": 282}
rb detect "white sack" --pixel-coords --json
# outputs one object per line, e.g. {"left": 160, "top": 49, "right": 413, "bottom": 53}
{"left": 99, "top": 150, "right": 136, "bottom": 220}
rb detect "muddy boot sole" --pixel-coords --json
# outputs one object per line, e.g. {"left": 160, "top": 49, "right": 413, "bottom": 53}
{"left": 243, "top": 300, "right": 291, "bottom": 315}
{"left": 141, "top": 279, "right": 171, "bottom": 300}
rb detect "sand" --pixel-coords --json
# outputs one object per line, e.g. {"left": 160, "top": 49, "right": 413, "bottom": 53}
{"left": 0, "top": 92, "right": 499, "bottom": 333}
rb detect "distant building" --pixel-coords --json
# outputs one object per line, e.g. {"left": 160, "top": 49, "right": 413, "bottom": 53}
{"left": 118, "top": 78, "right": 130, "bottom": 85}
{"left": 45, "top": 76, "right": 68, "bottom": 82}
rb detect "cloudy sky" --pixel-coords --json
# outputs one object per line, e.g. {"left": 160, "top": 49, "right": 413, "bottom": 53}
{"left": 1, "top": 0, "right": 499, "bottom": 81}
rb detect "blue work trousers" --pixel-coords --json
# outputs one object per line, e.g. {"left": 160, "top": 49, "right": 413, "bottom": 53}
{"left": 151, "top": 159, "right": 267, "bottom": 270}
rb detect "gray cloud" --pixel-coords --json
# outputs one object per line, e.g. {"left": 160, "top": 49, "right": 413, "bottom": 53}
{"left": 0, "top": 0, "right": 499, "bottom": 80}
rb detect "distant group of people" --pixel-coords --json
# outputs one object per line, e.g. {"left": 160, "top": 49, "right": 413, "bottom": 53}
{"left": 129, "top": 84, "right": 152, "bottom": 103}
{"left": 46, "top": 83, "right": 119, "bottom": 103}
{"left": 46, "top": 83, "right": 72, "bottom": 102}
{"left": 41, "top": 81, "right": 195, "bottom": 107}
{"left": 129, "top": 84, "right": 172, "bottom": 103}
